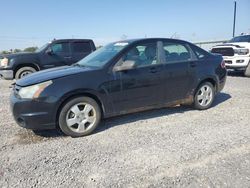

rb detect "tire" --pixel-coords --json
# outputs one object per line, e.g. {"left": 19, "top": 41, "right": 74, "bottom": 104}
{"left": 58, "top": 96, "right": 101, "bottom": 137}
{"left": 15, "top": 66, "right": 36, "bottom": 80}
{"left": 193, "top": 82, "right": 215, "bottom": 110}
{"left": 244, "top": 62, "right": 250, "bottom": 77}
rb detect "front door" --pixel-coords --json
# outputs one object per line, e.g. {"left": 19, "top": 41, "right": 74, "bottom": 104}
{"left": 41, "top": 42, "right": 73, "bottom": 69}
{"left": 109, "top": 41, "right": 164, "bottom": 114}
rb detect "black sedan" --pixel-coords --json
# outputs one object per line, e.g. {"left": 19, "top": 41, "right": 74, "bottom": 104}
{"left": 10, "top": 38, "right": 227, "bottom": 137}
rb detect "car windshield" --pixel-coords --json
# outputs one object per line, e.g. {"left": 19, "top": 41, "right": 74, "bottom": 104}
{"left": 229, "top": 35, "right": 250, "bottom": 43}
{"left": 76, "top": 42, "right": 129, "bottom": 68}
{"left": 35, "top": 43, "right": 49, "bottom": 52}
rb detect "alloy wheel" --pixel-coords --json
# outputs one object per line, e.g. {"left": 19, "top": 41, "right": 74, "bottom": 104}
{"left": 66, "top": 103, "right": 96, "bottom": 133}
{"left": 197, "top": 85, "right": 213, "bottom": 107}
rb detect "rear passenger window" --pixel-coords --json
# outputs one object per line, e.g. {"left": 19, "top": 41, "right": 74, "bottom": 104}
{"left": 191, "top": 45, "right": 208, "bottom": 59}
{"left": 72, "top": 42, "right": 92, "bottom": 53}
{"left": 163, "top": 42, "right": 191, "bottom": 64}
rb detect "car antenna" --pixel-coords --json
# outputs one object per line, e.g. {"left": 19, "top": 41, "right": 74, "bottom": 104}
{"left": 171, "top": 32, "right": 177, "bottom": 39}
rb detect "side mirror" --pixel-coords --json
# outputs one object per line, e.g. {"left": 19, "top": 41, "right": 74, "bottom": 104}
{"left": 113, "top": 60, "right": 136, "bottom": 72}
{"left": 46, "top": 48, "right": 54, "bottom": 55}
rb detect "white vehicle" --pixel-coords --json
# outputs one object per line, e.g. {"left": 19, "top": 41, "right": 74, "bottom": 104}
{"left": 211, "top": 34, "right": 250, "bottom": 77}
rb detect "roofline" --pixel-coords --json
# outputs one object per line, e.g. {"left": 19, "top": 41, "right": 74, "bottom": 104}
{"left": 116, "top": 38, "right": 191, "bottom": 44}
{"left": 51, "top": 39, "right": 93, "bottom": 42}
{"left": 237, "top": 34, "right": 250, "bottom": 36}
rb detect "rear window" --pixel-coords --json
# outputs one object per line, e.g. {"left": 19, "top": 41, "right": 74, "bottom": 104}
{"left": 72, "top": 42, "right": 92, "bottom": 53}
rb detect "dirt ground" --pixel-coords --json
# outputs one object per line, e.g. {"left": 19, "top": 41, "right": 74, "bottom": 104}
{"left": 0, "top": 72, "right": 250, "bottom": 187}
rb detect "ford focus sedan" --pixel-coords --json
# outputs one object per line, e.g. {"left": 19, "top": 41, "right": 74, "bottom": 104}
{"left": 10, "top": 38, "right": 227, "bottom": 137}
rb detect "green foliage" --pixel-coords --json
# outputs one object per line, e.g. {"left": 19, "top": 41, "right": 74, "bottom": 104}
{"left": 23, "top": 47, "right": 38, "bottom": 52}
{"left": 0, "top": 46, "right": 38, "bottom": 54}
{"left": 1, "top": 50, "right": 11, "bottom": 54}
{"left": 14, "top": 49, "right": 22, "bottom": 53}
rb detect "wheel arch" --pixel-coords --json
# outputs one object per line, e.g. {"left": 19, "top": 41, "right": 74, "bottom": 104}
{"left": 55, "top": 92, "right": 105, "bottom": 128}
{"left": 196, "top": 77, "right": 218, "bottom": 93}
{"left": 14, "top": 63, "right": 40, "bottom": 77}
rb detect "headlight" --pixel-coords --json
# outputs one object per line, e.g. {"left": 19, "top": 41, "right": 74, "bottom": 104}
{"left": 0, "top": 58, "right": 9, "bottom": 67}
{"left": 234, "top": 49, "right": 249, "bottom": 55}
{"left": 18, "top": 80, "right": 53, "bottom": 99}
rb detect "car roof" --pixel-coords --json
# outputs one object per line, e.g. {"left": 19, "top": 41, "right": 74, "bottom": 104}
{"left": 116, "top": 38, "right": 190, "bottom": 44}
{"left": 235, "top": 34, "right": 250, "bottom": 37}
{"left": 52, "top": 39, "right": 93, "bottom": 43}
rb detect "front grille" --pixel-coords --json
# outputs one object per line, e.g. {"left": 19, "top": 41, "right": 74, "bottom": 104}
{"left": 224, "top": 60, "right": 232, "bottom": 64}
{"left": 211, "top": 47, "right": 234, "bottom": 56}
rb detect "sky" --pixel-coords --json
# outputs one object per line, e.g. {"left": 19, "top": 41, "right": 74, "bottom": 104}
{"left": 0, "top": 0, "right": 249, "bottom": 51}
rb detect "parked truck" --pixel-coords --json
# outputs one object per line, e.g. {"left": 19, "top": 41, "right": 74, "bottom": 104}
{"left": 0, "top": 39, "right": 96, "bottom": 80}
{"left": 211, "top": 34, "right": 250, "bottom": 77}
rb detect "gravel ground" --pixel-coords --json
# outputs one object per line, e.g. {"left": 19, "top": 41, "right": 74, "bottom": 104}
{"left": 0, "top": 73, "right": 250, "bottom": 188}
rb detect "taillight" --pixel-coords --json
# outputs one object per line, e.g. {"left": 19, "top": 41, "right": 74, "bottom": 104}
{"left": 221, "top": 60, "right": 226, "bottom": 69}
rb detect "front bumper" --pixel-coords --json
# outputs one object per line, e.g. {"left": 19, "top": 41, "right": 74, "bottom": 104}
{"left": 0, "top": 69, "right": 14, "bottom": 80}
{"left": 10, "top": 93, "right": 57, "bottom": 130}
{"left": 223, "top": 56, "right": 250, "bottom": 70}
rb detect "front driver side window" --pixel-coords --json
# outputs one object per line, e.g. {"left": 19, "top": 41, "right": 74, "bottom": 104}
{"left": 115, "top": 42, "right": 159, "bottom": 69}
{"left": 51, "top": 43, "right": 70, "bottom": 54}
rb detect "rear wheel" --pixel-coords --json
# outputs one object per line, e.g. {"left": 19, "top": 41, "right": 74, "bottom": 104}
{"left": 58, "top": 96, "right": 101, "bottom": 137}
{"left": 194, "top": 82, "right": 215, "bottom": 110}
{"left": 15, "top": 66, "right": 36, "bottom": 79}
{"left": 244, "top": 62, "right": 250, "bottom": 77}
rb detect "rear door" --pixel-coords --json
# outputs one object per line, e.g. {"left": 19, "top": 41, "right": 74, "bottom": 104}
{"left": 71, "top": 41, "right": 93, "bottom": 63}
{"left": 160, "top": 40, "right": 197, "bottom": 102}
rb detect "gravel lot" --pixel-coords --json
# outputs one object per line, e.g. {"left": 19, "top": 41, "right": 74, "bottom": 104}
{"left": 0, "top": 73, "right": 250, "bottom": 188}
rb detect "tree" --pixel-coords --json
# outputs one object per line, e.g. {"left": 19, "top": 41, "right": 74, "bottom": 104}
{"left": 23, "top": 47, "right": 38, "bottom": 52}
{"left": 14, "top": 49, "right": 22, "bottom": 53}
{"left": 0, "top": 46, "right": 39, "bottom": 54}
{"left": 1, "top": 50, "right": 10, "bottom": 54}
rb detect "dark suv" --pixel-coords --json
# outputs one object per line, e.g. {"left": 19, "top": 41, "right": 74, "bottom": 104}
{"left": 0, "top": 39, "right": 96, "bottom": 79}
{"left": 11, "top": 38, "right": 227, "bottom": 137}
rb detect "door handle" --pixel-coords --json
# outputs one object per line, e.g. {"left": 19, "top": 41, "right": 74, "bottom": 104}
{"left": 149, "top": 67, "right": 157, "bottom": 73}
{"left": 64, "top": 56, "right": 72, "bottom": 59}
{"left": 189, "top": 62, "right": 197, "bottom": 67}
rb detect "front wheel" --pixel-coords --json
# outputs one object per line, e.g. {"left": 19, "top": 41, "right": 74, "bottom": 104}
{"left": 15, "top": 66, "right": 36, "bottom": 79}
{"left": 58, "top": 97, "right": 101, "bottom": 137}
{"left": 194, "top": 82, "right": 215, "bottom": 110}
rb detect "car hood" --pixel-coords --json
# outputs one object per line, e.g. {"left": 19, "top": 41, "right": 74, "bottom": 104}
{"left": 16, "top": 65, "right": 94, "bottom": 87}
{"left": 2, "top": 52, "right": 38, "bottom": 59}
